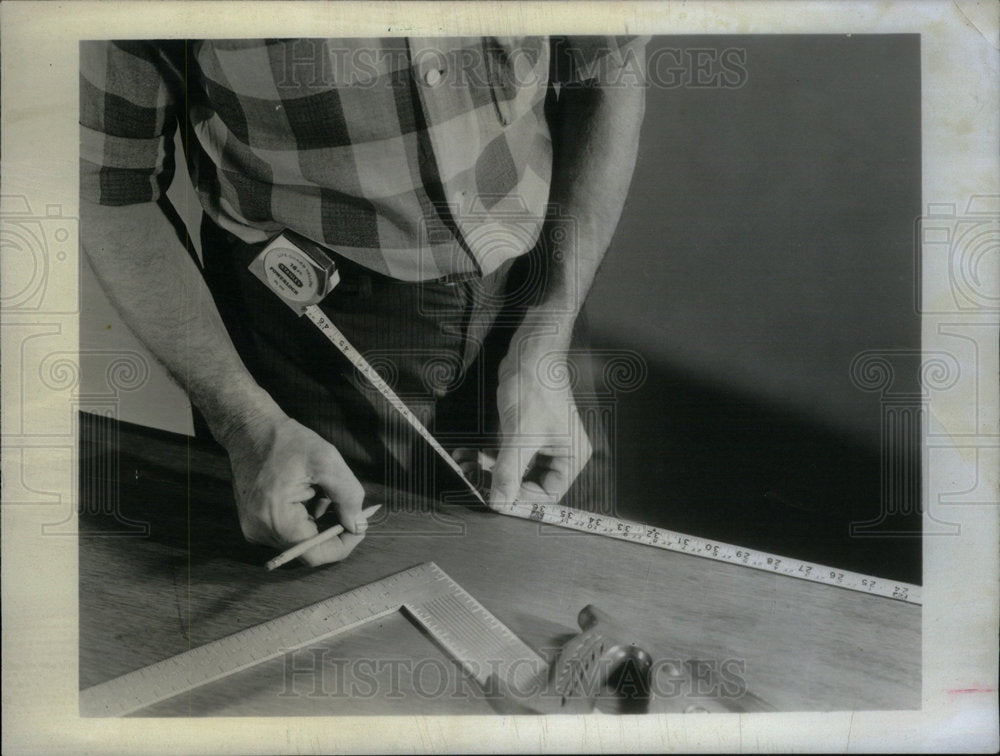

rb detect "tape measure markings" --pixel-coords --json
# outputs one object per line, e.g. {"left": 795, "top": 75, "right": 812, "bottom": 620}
{"left": 492, "top": 500, "right": 921, "bottom": 605}
{"left": 304, "top": 304, "right": 486, "bottom": 505}
{"left": 80, "top": 563, "right": 545, "bottom": 717}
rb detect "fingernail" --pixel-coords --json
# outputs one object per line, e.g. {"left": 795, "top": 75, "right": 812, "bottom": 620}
{"left": 354, "top": 519, "right": 369, "bottom": 533}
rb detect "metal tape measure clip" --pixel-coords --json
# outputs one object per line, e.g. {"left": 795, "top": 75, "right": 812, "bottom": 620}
{"left": 249, "top": 230, "right": 341, "bottom": 314}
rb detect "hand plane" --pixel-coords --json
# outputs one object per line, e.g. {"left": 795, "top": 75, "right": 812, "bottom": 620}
{"left": 487, "top": 605, "right": 774, "bottom": 714}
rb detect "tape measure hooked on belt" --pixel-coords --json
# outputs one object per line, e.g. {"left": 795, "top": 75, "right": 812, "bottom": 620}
{"left": 248, "top": 231, "right": 487, "bottom": 505}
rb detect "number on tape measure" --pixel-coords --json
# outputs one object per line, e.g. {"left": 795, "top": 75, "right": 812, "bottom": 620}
{"left": 303, "top": 305, "right": 486, "bottom": 504}
{"left": 492, "top": 500, "right": 921, "bottom": 605}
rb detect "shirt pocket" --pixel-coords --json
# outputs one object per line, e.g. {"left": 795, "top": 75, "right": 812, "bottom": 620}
{"left": 481, "top": 38, "right": 514, "bottom": 127}
{"left": 484, "top": 37, "right": 551, "bottom": 127}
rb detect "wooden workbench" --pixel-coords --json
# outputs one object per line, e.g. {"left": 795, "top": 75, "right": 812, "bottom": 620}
{"left": 78, "top": 414, "right": 920, "bottom": 715}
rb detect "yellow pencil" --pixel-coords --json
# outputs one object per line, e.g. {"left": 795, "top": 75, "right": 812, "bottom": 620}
{"left": 265, "top": 504, "right": 382, "bottom": 571}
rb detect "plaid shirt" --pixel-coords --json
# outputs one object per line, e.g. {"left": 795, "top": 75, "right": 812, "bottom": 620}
{"left": 81, "top": 36, "right": 647, "bottom": 280}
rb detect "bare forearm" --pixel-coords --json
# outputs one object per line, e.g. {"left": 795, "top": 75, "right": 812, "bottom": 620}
{"left": 539, "top": 81, "right": 646, "bottom": 334}
{"left": 81, "top": 200, "right": 283, "bottom": 442}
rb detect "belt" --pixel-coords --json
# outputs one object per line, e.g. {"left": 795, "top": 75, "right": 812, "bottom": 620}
{"left": 201, "top": 218, "right": 517, "bottom": 294}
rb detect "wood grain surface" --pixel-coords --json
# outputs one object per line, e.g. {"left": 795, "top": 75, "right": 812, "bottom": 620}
{"left": 78, "top": 416, "right": 920, "bottom": 714}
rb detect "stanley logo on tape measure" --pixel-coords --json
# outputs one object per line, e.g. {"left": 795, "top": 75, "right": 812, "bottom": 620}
{"left": 249, "top": 230, "right": 340, "bottom": 314}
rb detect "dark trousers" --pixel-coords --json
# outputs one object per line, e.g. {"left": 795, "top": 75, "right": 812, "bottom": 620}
{"left": 198, "top": 218, "right": 611, "bottom": 506}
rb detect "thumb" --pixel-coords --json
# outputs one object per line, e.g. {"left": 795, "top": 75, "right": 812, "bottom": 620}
{"left": 490, "top": 444, "right": 528, "bottom": 507}
{"left": 314, "top": 466, "right": 366, "bottom": 533}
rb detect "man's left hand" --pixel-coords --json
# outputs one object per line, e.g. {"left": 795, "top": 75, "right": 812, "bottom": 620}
{"left": 487, "top": 328, "right": 593, "bottom": 506}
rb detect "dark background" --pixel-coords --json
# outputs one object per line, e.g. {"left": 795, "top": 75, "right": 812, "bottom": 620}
{"left": 81, "top": 35, "right": 923, "bottom": 583}
{"left": 584, "top": 35, "right": 921, "bottom": 582}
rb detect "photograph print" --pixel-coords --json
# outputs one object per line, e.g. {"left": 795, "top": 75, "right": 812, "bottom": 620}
{"left": 75, "top": 30, "right": 926, "bottom": 718}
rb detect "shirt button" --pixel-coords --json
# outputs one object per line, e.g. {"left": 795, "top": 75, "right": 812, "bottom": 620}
{"left": 424, "top": 68, "right": 443, "bottom": 86}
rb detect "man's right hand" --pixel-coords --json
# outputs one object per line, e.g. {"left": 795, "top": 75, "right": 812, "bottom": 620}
{"left": 222, "top": 409, "right": 368, "bottom": 566}
{"left": 82, "top": 201, "right": 369, "bottom": 567}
